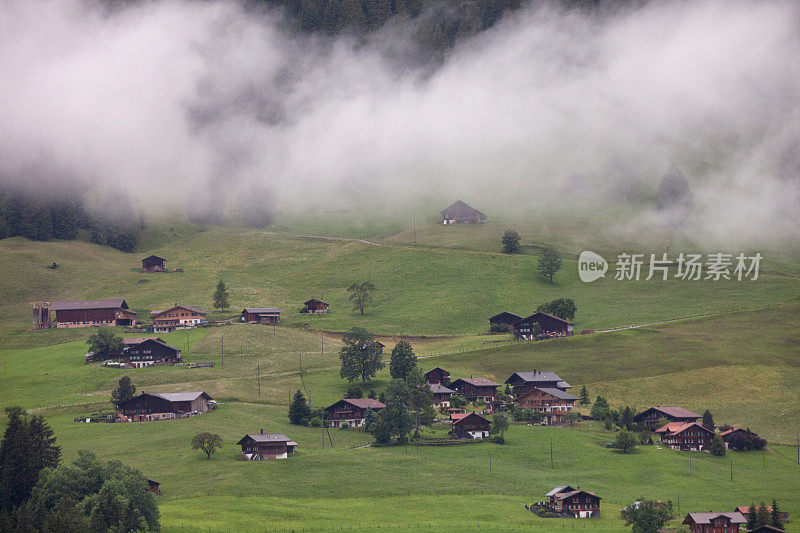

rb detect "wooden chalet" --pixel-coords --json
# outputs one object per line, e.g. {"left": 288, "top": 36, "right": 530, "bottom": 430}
{"left": 123, "top": 337, "right": 164, "bottom": 346}
{"left": 424, "top": 367, "right": 450, "bottom": 386}
{"left": 505, "top": 371, "right": 571, "bottom": 396}
{"left": 123, "top": 338, "right": 182, "bottom": 367}
{"left": 241, "top": 308, "right": 281, "bottom": 325}
{"left": 141, "top": 255, "right": 166, "bottom": 272}
{"left": 147, "top": 480, "right": 160, "bottom": 495}
{"left": 429, "top": 383, "right": 455, "bottom": 408}
{"left": 542, "top": 486, "right": 601, "bottom": 518}
{"left": 50, "top": 299, "right": 137, "bottom": 328}
{"left": 512, "top": 312, "right": 573, "bottom": 340}
{"left": 441, "top": 200, "right": 487, "bottom": 224}
{"left": 237, "top": 432, "right": 297, "bottom": 460}
{"left": 682, "top": 512, "right": 746, "bottom": 533}
{"left": 734, "top": 506, "right": 788, "bottom": 524}
{"left": 118, "top": 391, "right": 213, "bottom": 421}
{"left": 303, "top": 298, "right": 328, "bottom": 313}
{"left": 746, "top": 526, "right": 786, "bottom": 533}
{"left": 655, "top": 421, "right": 715, "bottom": 451}
{"left": 450, "top": 412, "right": 490, "bottom": 439}
{"left": 634, "top": 406, "right": 701, "bottom": 430}
{"left": 450, "top": 377, "right": 500, "bottom": 403}
{"left": 324, "top": 398, "right": 385, "bottom": 428}
{"left": 516, "top": 387, "right": 579, "bottom": 425}
{"left": 489, "top": 312, "right": 522, "bottom": 332}
{"left": 150, "top": 305, "right": 206, "bottom": 332}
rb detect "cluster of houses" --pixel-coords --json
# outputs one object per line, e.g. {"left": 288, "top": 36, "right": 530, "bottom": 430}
{"left": 635, "top": 406, "right": 760, "bottom": 452}
{"left": 489, "top": 311, "right": 574, "bottom": 340}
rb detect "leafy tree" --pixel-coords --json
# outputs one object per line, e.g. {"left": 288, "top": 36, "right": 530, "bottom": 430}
{"left": 111, "top": 376, "right": 136, "bottom": 409}
{"left": 369, "top": 413, "right": 393, "bottom": 444}
{"left": 512, "top": 408, "right": 544, "bottom": 424}
{"left": 371, "top": 379, "right": 415, "bottom": 444}
{"left": 191, "top": 432, "right": 223, "bottom": 460}
{"left": 406, "top": 368, "right": 435, "bottom": 430}
{"left": 501, "top": 229, "right": 520, "bottom": 254}
{"left": 389, "top": 341, "right": 417, "bottom": 380}
{"left": 590, "top": 396, "right": 611, "bottom": 421}
{"left": 347, "top": 281, "right": 377, "bottom": 315}
{"left": 537, "top": 245, "right": 563, "bottom": 282}
{"left": 621, "top": 499, "right": 674, "bottom": 533}
{"left": 579, "top": 385, "right": 589, "bottom": 405}
{"left": 367, "top": 389, "right": 377, "bottom": 399}
{"left": 770, "top": 500, "right": 784, "bottom": 529}
{"left": 213, "top": 280, "right": 229, "bottom": 311}
{"left": 613, "top": 429, "right": 638, "bottom": 454}
{"left": 288, "top": 389, "right": 311, "bottom": 426}
{"left": 710, "top": 434, "right": 726, "bottom": 456}
{"left": 702, "top": 409, "right": 714, "bottom": 428}
{"left": 345, "top": 383, "right": 363, "bottom": 398}
{"left": 339, "top": 326, "right": 384, "bottom": 382}
{"left": 491, "top": 413, "right": 509, "bottom": 438}
{"left": 87, "top": 328, "right": 123, "bottom": 358}
{"left": 537, "top": 298, "right": 577, "bottom": 321}
{"left": 450, "top": 393, "right": 467, "bottom": 408}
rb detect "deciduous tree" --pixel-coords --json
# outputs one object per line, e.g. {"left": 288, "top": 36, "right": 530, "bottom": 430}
{"left": 501, "top": 229, "right": 520, "bottom": 254}
{"left": 87, "top": 328, "right": 123, "bottom": 358}
{"left": 191, "top": 432, "right": 223, "bottom": 460}
{"left": 613, "top": 429, "right": 638, "bottom": 454}
{"left": 339, "top": 326, "right": 384, "bottom": 382}
{"left": 347, "top": 281, "right": 377, "bottom": 315}
{"left": 537, "top": 245, "right": 563, "bottom": 282}
{"left": 389, "top": 341, "right": 417, "bottom": 380}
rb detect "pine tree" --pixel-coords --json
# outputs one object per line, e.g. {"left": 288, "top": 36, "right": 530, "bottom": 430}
{"left": 756, "top": 503, "right": 770, "bottom": 527}
{"left": 710, "top": 434, "right": 726, "bottom": 456}
{"left": 620, "top": 406, "right": 634, "bottom": 430}
{"left": 770, "top": 500, "right": 783, "bottom": 529}
{"left": 110, "top": 377, "right": 136, "bottom": 409}
{"left": 213, "top": 280, "right": 229, "bottom": 311}
{"left": 579, "top": 385, "right": 589, "bottom": 405}
{"left": 288, "top": 390, "right": 311, "bottom": 426}
{"left": 702, "top": 409, "right": 714, "bottom": 428}
{"left": 363, "top": 407, "right": 376, "bottom": 431}
{"left": 746, "top": 505, "right": 758, "bottom": 531}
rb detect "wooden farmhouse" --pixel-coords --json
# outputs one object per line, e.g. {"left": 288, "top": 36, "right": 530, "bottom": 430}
{"left": 123, "top": 338, "right": 182, "bottom": 367}
{"left": 324, "top": 398, "right": 385, "bottom": 428}
{"left": 50, "top": 299, "right": 137, "bottom": 328}
{"left": 450, "top": 377, "right": 500, "bottom": 403}
{"left": 505, "top": 371, "right": 571, "bottom": 396}
{"left": 634, "top": 406, "right": 701, "bottom": 430}
{"left": 450, "top": 412, "right": 491, "bottom": 439}
{"left": 489, "top": 312, "right": 522, "bottom": 332}
{"left": 682, "top": 512, "right": 746, "bottom": 533}
{"left": 440, "top": 200, "right": 487, "bottom": 224}
{"left": 141, "top": 255, "right": 166, "bottom": 272}
{"left": 150, "top": 305, "right": 207, "bottom": 332}
{"left": 237, "top": 432, "right": 297, "bottom": 460}
{"left": 745, "top": 526, "right": 786, "bottom": 533}
{"left": 303, "top": 298, "right": 328, "bottom": 313}
{"left": 147, "top": 480, "right": 160, "bottom": 495}
{"left": 424, "top": 367, "right": 451, "bottom": 386}
{"left": 429, "top": 383, "right": 455, "bottom": 408}
{"left": 241, "top": 308, "right": 281, "bottom": 325}
{"left": 655, "top": 421, "right": 715, "bottom": 451}
{"left": 734, "top": 506, "right": 788, "bottom": 524}
{"left": 118, "top": 391, "right": 213, "bottom": 421}
{"left": 516, "top": 388, "right": 579, "bottom": 425}
{"left": 543, "top": 486, "right": 602, "bottom": 518}
{"left": 512, "top": 312, "right": 574, "bottom": 340}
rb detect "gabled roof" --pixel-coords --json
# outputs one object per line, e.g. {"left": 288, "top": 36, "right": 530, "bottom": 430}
{"left": 505, "top": 371, "right": 565, "bottom": 385}
{"left": 425, "top": 367, "right": 449, "bottom": 375}
{"left": 734, "top": 506, "right": 775, "bottom": 514}
{"left": 51, "top": 298, "right": 129, "bottom": 311}
{"left": 555, "top": 490, "right": 601, "bottom": 501}
{"left": 452, "top": 377, "right": 500, "bottom": 388}
{"left": 451, "top": 412, "right": 489, "bottom": 426}
{"left": 489, "top": 312, "right": 523, "bottom": 324}
{"left": 682, "top": 512, "right": 746, "bottom": 525}
{"left": 519, "top": 312, "right": 573, "bottom": 325}
{"left": 140, "top": 391, "right": 210, "bottom": 402}
{"left": 142, "top": 255, "right": 166, "bottom": 262}
{"left": 237, "top": 433, "right": 295, "bottom": 445}
{"left": 326, "top": 398, "right": 385, "bottom": 411}
{"left": 545, "top": 485, "right": 576, "bottom": 497}
{"left": 745, "top": 526, "right": 785, "bottom": 533}
{"left": 720, "top": 428, "right": 745, "bottom": 437}
{"left": 530, "top": 387, "right": 579, "bottom": 401}
{"left": 441, "top": 200, "right": 486, "bottom": 219}
{"left": 242, "top": 308, "right": 282, "bottom": 314}
{"left": 123, "top": 337, "right": 163, "bottom": 345}
{"left": 304, "top": 298, "right": 327, "bottom": 305}
{"left": 655, "top": 421, "right": 714, "bottom": 436}
{"left": 151, "top": 305, "right": 206, "bottom": 316}
{"left": 124, "top": 338, "right": 181, "bottom": 352}
{"left": 429, "top": 383, "right": 455, "bottom": 394}
{"left": 635, "top": 406, "right": 701, "bottom": 421}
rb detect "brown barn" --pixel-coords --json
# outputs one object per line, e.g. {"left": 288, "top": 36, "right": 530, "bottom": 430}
{"left": 425, "top": 367, "right": 451, "bottom": 386}
{"left": 123, "top": 337, "right": 164, "bottom": 346}
{"left": 303, "top": 299, "right": 328, "bottom": 313}
{"left": 682, "top": 512, "right": 746, "bottom": 533}
{"left": 734, "top": 506, "right": 788, "bottom": 524}
{"left": 441, "top": 200, "right": 487, "bottom": 224}
{"left": 429, "top": 383, "right": 455, "bottom": 408}
{"left": 50, "top": 299, "right": 137, "bottom": 328}
{"left": 450, "top": 378, "right": 499, "bottom": 403}
{"left": 147, "top": 480, "right": 160, "bottom": 495}
{"left": 237, "top": 432, "right": 297, "bottom": 460}
{"left": 543, "top": 486, "right": 601, "bottom": 518}
{"left": 141, "top": 255, "right": 166, "bottom": 272}
{"left": 123, "top": 338, "right": 182, "bottom": 367}
{"left": 512, "top": 312, "right": 573, "bottom": 340}
{"left": 489, "top": 312, "right": 522, "bottom": 332}
{"left": 151, "top": 305, "right": 206, "bottom": 332}
{"left": 505, "top": 371, "right": 570, "bottom": 396}
{"left": 655, "top": 421, "right": 715, "bottom": 451}
{"left": 516, "top": 387, "right": 579, "bottom": 425}
{"left": 450, "top": 412, "right": 491, "bottom": 438}
{"left": 634, "top": 406, "right": 701, "bottom": 430}
{"left": 324, "top": 398, "right": 385, "bottom": 428}
{"left": 118, "top": 391, "right": 213, "bottom": 420}
{"left": 241, "top": 308, "right": 282, "bottom": 325}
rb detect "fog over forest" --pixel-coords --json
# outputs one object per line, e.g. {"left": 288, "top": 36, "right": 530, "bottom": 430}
{"left": 1, "top": 0, "right": 799, "bottom": 244}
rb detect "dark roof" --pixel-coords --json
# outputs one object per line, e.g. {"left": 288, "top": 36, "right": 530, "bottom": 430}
{"left": 532, "top": 387, "right": 579, "bottom": 400}
{"left": 123, "top": 337, "right": 163, "bottom": 345}
{"left": 242, "top": 308, "right": 282, "bottom": 314}
{"left": 745, "top": 526, "right": 785, "bottom": 533}
{"left": 635, "top": 406, "right": 701, "bottom": 420}
{"left": 124, "top": 338, "right": 181, "bottom": 352}
{"left": 425, "top": 367, "right": 449, "bottom": 375}
{"left": 545, "top": 485, "right": 577, "bottom": 497}
{"left": 120, "top": 391, "right": 210, "bottom": 406}
{"left": 50, "top": 298, "right": 129, "bottom": 311}
{"left": 451, "top": 412, "right": 490, "bottom": 426}
{"left": 440, "top": 200, "right": 486, "bottom": 219}
{"left": 236, "top": 433, "right": 294, "bottom": 445}
{"left": 429, "top": 383, "right": 455, "bottom": 394}
{"left": 489, "top": 312, "right": 523, "bottom": 324}
{"left": 655, "top": 421, "right": 714, "bottom": 436}
{"left": 520, "top": 312, "right": 573, "bottom": 325}
{"left": 505, "top": 371, "right": 566, "bottom": 385}
{"left": 452, "top": 377, "right": 500, "bottom": 388}
{"left": 682, "top": 513, "right": 746, "bottom": 525}
{"left": 304, "top": 298, "right": 327, "bottom": 305}
{"left": 556, "top": 490, "right": 601, "bottom": 501}
{"left": 151, "top": 305, "right": 206, "bottom": 316}
{"left": 326, "top": 398, "right": 386, "bottom": 411}
{"left": 142, "top": 255, "right": 166, "bottom": 262}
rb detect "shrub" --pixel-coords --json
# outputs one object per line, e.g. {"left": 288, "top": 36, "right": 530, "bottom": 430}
{"left": 490, "top": 435, "right": 505, "bottom": 444}
{"left": 308, "top": 416, "right": 322, "bottom": 428}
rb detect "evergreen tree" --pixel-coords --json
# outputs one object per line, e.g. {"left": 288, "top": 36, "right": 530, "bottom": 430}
{"left": 213, "top": 280, "right": 230, "bottom": 311}
{"left": 111, "top": 376, "right": 136, "bottom": 409}
{"left": 702, "top": 409, "right": 714, "bottom": 428}
{"left": 710, "top": 434, "right": 726, "bottom": 456}
{"left": 363, "top": 407, "right": 376, "bottom": 431}
{"left": 501, "top": 229, "right": 520, "bottom": 254}
{"left": 288, "top": 389, "right": 312, "bottom": 426}
{"left": 746, "top": 504, "right": 758, "bottom": 531}
{"left": 756, "top": 503, "right": 769, "bottom": 527}
{"left": 590, "top": 396, "right": 611, "bottom": 421}
{"left": 770, "top": 500, "right": 784, "bottom": 529}
{"left": 389, "top": 341, "right": 417, "bottom": 379}
{"left": 339, "top": 326, "right": 384, "bottom": 382}
{"left": 537, "top": 245, "right": 563, "bottom": 282}
{"left": 620, "top": 406, "right": 634, "bottom": 430}
{"left": 579, "top": 385, "right": 589, "bottom": 405}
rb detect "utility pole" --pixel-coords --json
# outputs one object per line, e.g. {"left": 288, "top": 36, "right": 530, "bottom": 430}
{"left": 550, "top": 437, "right": 553, "bottom": 468}
{"left": 321, "top": 333, "right": 324, "bottom": 354}
{"left": 221, "top": 334, "right": 224, "bottom": 369}
{"left": 257, "top": 363, "right": 260, "bottom": 398}
{"left": 689, "top": 450, "right": 692, "bottom": 475}
{"left": 413, "top": 218, "right": 416, "bottom": 244}
{"left": 489, "top": 454, "right": 492, "bottom": 474}
{"left": 730, "top": 457, "right": 733, "bottom": 482}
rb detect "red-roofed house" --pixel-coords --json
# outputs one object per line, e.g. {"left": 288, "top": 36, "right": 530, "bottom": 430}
{"left": 634, "top": 406, "right": 701, "bottom": 430}
{"left": 324, "top": 398, "right": 385, "bottom": 428}
{"left": 450, "top": 378, "right": 500, "bottom": 403}
{"left": 682, "top": 512, "right": 746, "bottom": 533}
{"left": 656, "top": 421, "right": 715, "bottom": 451}
{"left": 734, "top": 506, "right": 788, "bottom": 524}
